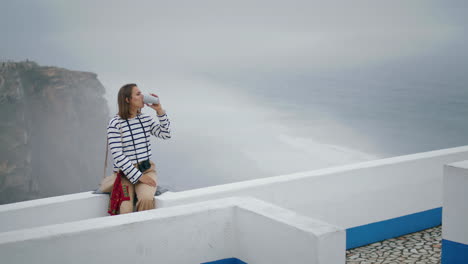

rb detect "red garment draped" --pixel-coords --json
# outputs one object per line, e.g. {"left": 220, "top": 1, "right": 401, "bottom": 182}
{"left": 107, "top": 171, "right": 131, "bottom": 215}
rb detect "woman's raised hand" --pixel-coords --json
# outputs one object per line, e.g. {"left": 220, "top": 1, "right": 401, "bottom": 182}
{"left": 145, "top": 93, "right": 165, "bottom": 115}
{"left": 138, "top": 173, "right": 157, "bottom": 187}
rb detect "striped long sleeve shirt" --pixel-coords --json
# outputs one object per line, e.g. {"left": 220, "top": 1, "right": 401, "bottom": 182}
{"left": 107, "top": 112, "right": 171, "bottom": 184}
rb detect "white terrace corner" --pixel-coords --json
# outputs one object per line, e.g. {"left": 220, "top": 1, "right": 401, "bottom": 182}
{"left": 1, "top": 146, "right": 468, "bottom": 263}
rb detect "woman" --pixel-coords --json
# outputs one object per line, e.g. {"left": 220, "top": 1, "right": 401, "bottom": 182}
{"left": 106, "top": 83, "right": 171, "bottom": 215}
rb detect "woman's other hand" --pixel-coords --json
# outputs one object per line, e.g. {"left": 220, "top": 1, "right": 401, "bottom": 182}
{"left": 138, "top": 173, "right": 157, "bottom": 187}
{"left": 145, "top": 93, "right": 165, "bottom": 115}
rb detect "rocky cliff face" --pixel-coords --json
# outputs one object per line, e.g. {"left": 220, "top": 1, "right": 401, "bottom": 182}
{"left": 0, "top": 61, "right": 110, "bottom": 204}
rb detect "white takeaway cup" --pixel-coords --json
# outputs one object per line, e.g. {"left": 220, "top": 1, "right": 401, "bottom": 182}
{"left": 143, "top": 94, "right": 160, "bottom": 105}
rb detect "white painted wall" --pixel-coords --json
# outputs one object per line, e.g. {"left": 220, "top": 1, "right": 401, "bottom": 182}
{"left": 0, "top": 197, "right": 344, "bottom": 264}
{"left": 0, "top": 191, "right": 107, "bottom": 233}
{"left": 1, "top": 146, "right": 467, "bottom": 234}
{"left": 234, "top": 198, "right": 345, "bottom": 264}
{"left": 0, "top": 198, "right": 235, "bottom": 264}
{"left": 158, "top": 146, "right": 468, "bottom": 229}
{"left": 442, "top": 160, "right": 468, "bottom": 245}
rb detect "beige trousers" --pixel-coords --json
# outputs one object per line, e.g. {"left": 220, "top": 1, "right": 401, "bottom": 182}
{"left": 117, "top": 161, "right": 157, "bottom": 214}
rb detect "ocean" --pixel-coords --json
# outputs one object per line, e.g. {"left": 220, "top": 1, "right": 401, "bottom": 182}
{"left": 146, "top": 57, "right": 468, "bottom": 191}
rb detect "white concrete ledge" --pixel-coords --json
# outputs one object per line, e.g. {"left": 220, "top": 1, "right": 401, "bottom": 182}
{"left": 442, "top": 160, "right": 468, "bottom": 244}
{"left": 1, "top": 146, "right": 467, "bottom": 236}
{"left": 0, "top": 191, "right": 108, "bottom": 233}
{"left": 442, "top": 160, "right": 468, "bottom": 263}
{"left": 0, "top": 197, "right": 344, "bottom": 264}
{"left": 234, "top": 198, "right": 345, "bottom": 264}
{"left": 158, "top": 146, "right": 468, "bottom": 229}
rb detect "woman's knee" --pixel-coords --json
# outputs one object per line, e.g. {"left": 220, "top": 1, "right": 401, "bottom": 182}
{"left": 135, "top": 178, "right": 157, "bottom": 201}
{"left": 136, "top": 198, "right": 155, "bottom": 211}
{"left": 119, "top": 200, "right": 134, "bottom": 214}
{"left": 137, "top": 192, "right": 155, "bottom": 202}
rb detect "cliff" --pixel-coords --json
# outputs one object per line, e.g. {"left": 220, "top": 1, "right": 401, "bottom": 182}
{"left": 0, "top": 60, "right": 110, "bottom": 204}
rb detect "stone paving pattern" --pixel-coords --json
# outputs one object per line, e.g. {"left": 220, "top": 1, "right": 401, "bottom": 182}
{"left": 346, "top": 225, "right": 441, "bottom": 264}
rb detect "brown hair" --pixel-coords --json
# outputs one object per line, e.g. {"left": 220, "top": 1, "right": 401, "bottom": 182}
{"left": 117, "top": 83, "right": 140, "bottom": 119}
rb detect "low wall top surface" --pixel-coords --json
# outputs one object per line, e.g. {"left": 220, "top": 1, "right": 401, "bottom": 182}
{"left": 0, "top": 191, "right": 99, "bottom": 212}
{"left": 0, "top": 191, "right": 108, "bottom": 233}
{"left": 445, "top": 160, "right": 468, "bottom": 169}
{"left": 1, "top": 146, "right": 467, "bottom": 236}
{"left": 443, "top": 161, "right": 468, "bottom": 245}
{"left": 161, "top": 146, "right": 468, "bottom": 200}
{"left": 0, "top": 196, "right": 345, "bottom": 264}
{"left": 158, "top": 146, "right": 468, "bottom": 229}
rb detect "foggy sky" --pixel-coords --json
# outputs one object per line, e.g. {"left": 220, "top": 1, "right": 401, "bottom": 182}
{"left": 1, "top": 1, "right": 467, "bottom": 191}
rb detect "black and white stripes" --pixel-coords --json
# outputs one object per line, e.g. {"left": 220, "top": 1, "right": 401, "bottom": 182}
{"left": 107, "top": 113, "right": 171, "bottom": 184}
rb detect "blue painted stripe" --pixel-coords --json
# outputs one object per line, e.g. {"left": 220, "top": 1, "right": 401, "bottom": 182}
{"left": 201, "top": 258, "right": 247, "bottom": 264}
{"left": 442, "top": 239, "right": 468, "bottom": 264}
{"left": 346, "top": 207, "right": 442, "bottom": 249}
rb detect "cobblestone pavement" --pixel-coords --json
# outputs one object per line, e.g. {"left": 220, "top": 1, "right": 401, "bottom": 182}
{"left": 346, "top": 226, "right": 441, "bottom": 264}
